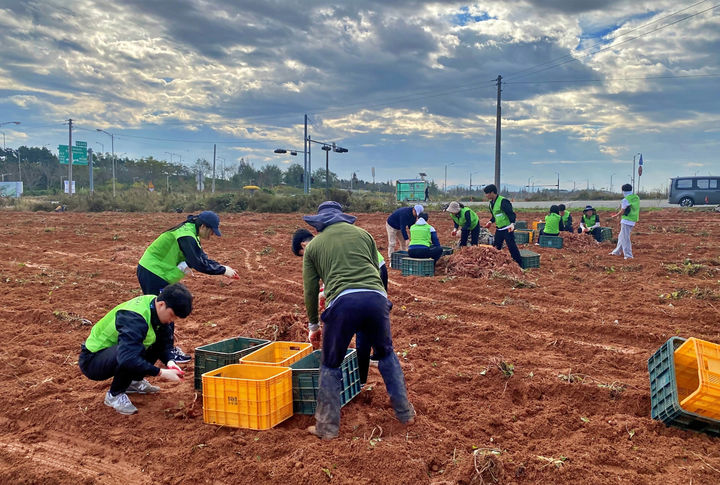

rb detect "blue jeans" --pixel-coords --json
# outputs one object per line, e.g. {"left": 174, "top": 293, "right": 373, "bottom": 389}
{"left": 315, "top": 291, "right": 414, "bottom": 437}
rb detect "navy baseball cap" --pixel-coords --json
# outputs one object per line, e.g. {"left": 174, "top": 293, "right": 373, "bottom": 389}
{"left": 197, "top": 211, "right": 221, "bottom": 236}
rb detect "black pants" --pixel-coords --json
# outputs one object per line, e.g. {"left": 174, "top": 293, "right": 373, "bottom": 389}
{"left": 578, "top": 227, "right": 602, "bottom": 242}
{"left": 379, "top": 264, "right": 388, "bottom": 291}
{"left": 460, "top": 225, "right": 480, "bottom": 246}
{"left": 79, "top": 344, "right": 161, "bottom": 396}
{"left": 137, "top": 265, "right": 170, "bottom": 295}
{"left": 408, "top": 245, "right": 443, "bottom": 262}
{"left": 494, "top": 229, "right": 523, "bottom": 267}
{"left": 539, "top": 230, "right": 560, "bottom": 237}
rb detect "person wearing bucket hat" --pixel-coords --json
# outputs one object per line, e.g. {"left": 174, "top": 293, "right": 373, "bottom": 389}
{"left": 302, "top": 201, "right": 415, "bottom": 439}
{"left": 385, "top": 204, "right": 423, "bottom": 259}
{"left": 136, "top": 211, "right": 237, "bottom": 363}
{"left": 445, "top": 201, "right": 480, "bottom": 246}
{"left": 78, "top": 283, "right": 193, "bottom": 415}
{"left": 578, "top": 205, "right": 602, "bottom": 241}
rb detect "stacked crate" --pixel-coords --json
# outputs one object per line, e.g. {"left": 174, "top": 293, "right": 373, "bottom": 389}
{"left": 391, "top": 250, "right": 409, "bottom": 269}
{"left": 401, "top": 257, "right": 434, "bottom": 277}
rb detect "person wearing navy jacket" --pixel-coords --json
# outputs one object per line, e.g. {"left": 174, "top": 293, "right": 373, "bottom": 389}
{"left": 385, "top": 204, "right": 423, "bottom": 259}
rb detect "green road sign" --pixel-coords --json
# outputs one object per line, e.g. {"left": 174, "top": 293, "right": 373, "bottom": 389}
{"left": 58, "top": 144, "right": 88, "bottom": 165}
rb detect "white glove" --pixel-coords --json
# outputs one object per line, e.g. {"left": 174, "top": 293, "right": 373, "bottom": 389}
{"left": 177, "top": 261, "right": 193, "bottom": 276}
{"left": 224, "top": 266, "right": 237, "bottom": 278}
{"left": 166, "top": 360, "right": 183, "bottom": 372}
{"left": 508, "top": 223, "right": 515, "bottom": 232}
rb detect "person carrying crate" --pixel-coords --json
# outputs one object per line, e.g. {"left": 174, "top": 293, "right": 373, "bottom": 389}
{"left": 483, "top": 184, "right": 523, "bottom": 267}
{"left": 78, "top": 283, "right": 192, "bottom": 415}
{"left": 301, "top": 201, "right": 415, "bottom": 439}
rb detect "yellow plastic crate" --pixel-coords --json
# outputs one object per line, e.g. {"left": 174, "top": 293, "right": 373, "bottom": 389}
{"left": 202, "top": 364, "right": 293, "bottom": 429}
{"left": 239, "top": 341, "right": 312, "bottom": 367}
{"left": 675, "top": 337, "right": 720, "bottom": 420}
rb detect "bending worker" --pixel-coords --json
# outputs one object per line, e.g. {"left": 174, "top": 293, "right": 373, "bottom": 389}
{"left": 386, "top": 204, "right": 423, "bottom": 259}
{"left": 302, "top": 201, "right": 415, "bottom": 439}
{"left": 445, "top": 201, "right": 480, "bottom": 246}
{"left": 136, "top": 211, "right": 237, "bottom": 363}
{"left": 78, "top": 283, "right": 193, "bottom": 415}
{"left": 408, "top": 212, "right": 443, "bottom": 263}
{"left": 483, "top": 184, "right": 523, "bottom": 267}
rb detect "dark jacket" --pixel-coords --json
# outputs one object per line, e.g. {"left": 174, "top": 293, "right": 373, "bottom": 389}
{"left": 114, "top": 305, "right": 173, "bottom": 376}
{"left": 387, "top": 207, "right": 417, "bottom": 240}
{"left": 177, "top": 235, "right": 225, "bottom": 274}
{"left": 488, "top": 198, "right": 517, "bottom": 225}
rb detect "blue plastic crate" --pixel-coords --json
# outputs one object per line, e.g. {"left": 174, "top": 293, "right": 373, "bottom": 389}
{"left": 390, "top": 251, "right": 408, "bottom": 269}
{"left": 538, "top": 235, "right": 564, "bottom": 249}
{"left": 290, "top": 349, "right": 361, "bottom": 415}
{"left": 647, "top": 337, "right": 720, "bottom": 436}
{"left": 401, "top": 257, "right": 434, "bottom": 277}
{"left": 194, "top": 337, "right": 270, "bottom": 392}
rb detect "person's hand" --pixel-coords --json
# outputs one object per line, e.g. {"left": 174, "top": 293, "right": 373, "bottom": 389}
{"left": 451, "top": 229, "right": 458, "bottom": 237}
{"left": 177, "top": 261, "right": 193, "bottom": 276}
{"left": 309, "top": 328, "right": 323, "bottom": 349}
{"left": 508, "top": 223, "right": 515, "bottom": 233}
{"left": 484, "top": 221, "right": 492, "bottom": 229}
{"left": 159, "top": 368, "right": 184, "bottom": 382}
{"left": 166, "top": 360, "right": 185, "bottom": 374}
{"left": 224, "top": 266, "right": 238, "bottom": 278}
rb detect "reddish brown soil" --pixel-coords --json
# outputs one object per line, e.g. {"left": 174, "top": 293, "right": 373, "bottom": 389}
{"left": 0, "top": 208, "right": 719, "bottom": 484}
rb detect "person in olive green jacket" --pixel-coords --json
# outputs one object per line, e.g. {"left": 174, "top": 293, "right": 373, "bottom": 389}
{"left": 78, "top": 283, "right": 193, "bottom": 415}
{"left": 137, "top": 211, "right": 237, "bottom": 363}
{"left": 610, "top": 183, "right": 640, "bottom": 259}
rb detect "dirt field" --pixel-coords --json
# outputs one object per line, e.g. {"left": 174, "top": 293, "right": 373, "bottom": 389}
{"left": 0, "top": 208, "right": 719, "bottom": 484}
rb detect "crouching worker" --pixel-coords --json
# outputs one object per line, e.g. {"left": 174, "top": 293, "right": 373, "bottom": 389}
{"left": 78, "top": 283, "right": 193, "bottom": 415}
{"left": 540, "top": 205, "right": 561, "bottom": 237}
{"left": 302, "top": 201, "right": 415, "bottom": 439}
{"left": 578, "top": 205, "right": 601, "bottom": 241}
{"left": 408, "top": 212, "right": 443, "bottom": 263}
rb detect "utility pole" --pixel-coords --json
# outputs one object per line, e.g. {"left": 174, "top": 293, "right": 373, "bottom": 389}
{"left": 212, "top": 144, "right": 216, "bottom": 193}
{"left": 556, "top": 172, "right": 560, "bottom": 196}
{"left": 494, "top": 75, "right": 502, "bottom": 189}
{"left": 68, "top": 119, "right": 73, "bottom": 196}
{"left": 303, "top": 114, "right": 308, "bottom": 194}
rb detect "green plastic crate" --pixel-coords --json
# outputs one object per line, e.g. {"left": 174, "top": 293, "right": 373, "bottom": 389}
{"left": 513, "top": 230, "right": 530, "bottom": 244}
{"left": 401, "top": 257, "right": 434, "bottom": 277}
{"left": 515, "top": 221, "right": 528, "bottom": 230}
{"left": 390, "top": 250, "right": 408, "bottom": 269}
{"left": 519, "top": 249, "right": 540, "bottom": 269}
{"left": 289, "top": 349, "right": 361, "bottom": 415}
{"left": 194, "top": 337, "right": 270, "bottom": 392}
{"left": 599, "top": 227, "right": 613, "bottom": 242}
{"left": 441, "top": 245, "right": 454, "bottom": 256}
{"left": 648, "top": 337, "right": 720, "bottom": 436}
{"left": 539, "top": 235, "right": 564, "bottom": 249}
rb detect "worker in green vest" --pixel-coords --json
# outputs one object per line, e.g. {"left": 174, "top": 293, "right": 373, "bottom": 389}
{"left": 540, "top": 205, "right": 562, "bottom": 237}
{"left": 483, "top": 184, "right": 523, "bottom": 266}
{"left": 578, "top": 205, "right": 602, "bottom": 241}
{"left": 137, "top": 211, "right": 237, "bottom": 363}
{"left": 558, "top": 204, "right": 573, "bottom": 232}
{"left": 408, "top": 212, "right": 443, "bottom": 262}
{"left": 78, "top": 283, "right": 193, "bottom": 415}
{"left": 610, "top": 183, "right": 640, "bottom": 259}
{"left": 445, "top": 201, "right": 480, "bottom": 246}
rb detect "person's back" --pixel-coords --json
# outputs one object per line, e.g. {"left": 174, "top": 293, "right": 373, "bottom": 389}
{"left": 544, "top": 212, "right": 561, "bottom": 235}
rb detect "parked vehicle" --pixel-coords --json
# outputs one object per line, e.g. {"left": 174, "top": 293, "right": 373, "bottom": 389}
{"left": 668, "top": 176, "right": 720, "bottom": 207}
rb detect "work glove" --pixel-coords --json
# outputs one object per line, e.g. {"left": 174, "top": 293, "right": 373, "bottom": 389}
{"left": 507, "top": 223, "right": 515, "bottom": 232}
{"left": 177, "top": 261, "right": 193, "bottom": 276}
{"left": 166, "top": 360, "right": 185, "bottom": 374}
{"left": 224, "top": 266, "right": 238, "bottom": 279}
{"left": 159, "top": 368, "right": 184, "bottom": 382}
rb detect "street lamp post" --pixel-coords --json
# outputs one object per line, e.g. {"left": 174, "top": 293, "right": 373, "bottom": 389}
{"left": 96, "top": 129, "right": 115, "bottom": 197}
{"left": 444, "top": 162, "right": 455, "bottom": 193}
{"left": 610, "top": 173, "right": 616, "bottom": 193}
{"left": 274, "top": 148, "right": 308, "bottom": 189}
{"left": 0, "top": 121, "right": 20, "bottom": 150}
{"left": 469, "top": 171, "right": 481, "bottom": 191}
{"left": 632, "top": 153, "right": 641, "bottom": 191}
{"left": 555, "top": 171, "right": 560, "bottom": 196}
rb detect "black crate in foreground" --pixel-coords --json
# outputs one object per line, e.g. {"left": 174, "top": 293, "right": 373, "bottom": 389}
{"left": 290, "top": 349, "right": 361, "bottom": 415}
{"left": 648, "top": 337, "right": 720, "bottom": 436}
{"left": 519, "top": 249, "right": 540, "bottom": 269}
{"left": 194, "top": 337, "right": 270, "bottom": 392}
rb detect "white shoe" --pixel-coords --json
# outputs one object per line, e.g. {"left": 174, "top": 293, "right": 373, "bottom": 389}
{"left": 104, "top": 391, "right": 138, "bottom": 415}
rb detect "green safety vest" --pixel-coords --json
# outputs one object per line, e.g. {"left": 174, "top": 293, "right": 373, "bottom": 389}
{"left": 84, "top": 295, "right": 157, "bottom": 353}
{"left": 376, "top": 251, "right": 385, "bottom": 267}
{"left": 138, "top": 222, "right": 201, "bottom": 283}
{"left": 452, "top": 207, "right": 479, "bottom": 230}
{"left": 490, "top": 196, "right": 510, "bottom": 228}
{"left": 622, "top": 194, "right": 640, "bottom": 223}
{"left": 561, "top": 212, "right": 570, "bottom": 225}
{"left": 544, "top": 213, "right": 561, "bottom": 234}
{"left": 409, "top": 223, "right": 432, "bottom": 247}
{"left": 582, "top": 214, "right": 597, "bottom": 227}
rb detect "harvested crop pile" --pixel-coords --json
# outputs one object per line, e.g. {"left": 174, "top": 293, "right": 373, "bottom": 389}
{"left": 559, "top": 231, "right": 599, "bottom": 251}
{"left": 441, "top": 245, "right": 523, "bottom": 278}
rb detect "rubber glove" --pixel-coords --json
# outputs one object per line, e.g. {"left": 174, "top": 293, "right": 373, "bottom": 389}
{"left": 224, "top": 266, "right": 238, "bottom": 278}
{"left": 159, "top": 368, "right": 184, "bottom": 382}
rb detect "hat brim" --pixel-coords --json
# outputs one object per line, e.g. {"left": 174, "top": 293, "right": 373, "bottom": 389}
{"left": 211, "top": 227, "right": 221, "bottom": 236}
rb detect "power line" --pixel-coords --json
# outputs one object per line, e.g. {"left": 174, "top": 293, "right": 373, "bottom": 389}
{"left": 505, "top": 72, "right": 720, "bottom": 85}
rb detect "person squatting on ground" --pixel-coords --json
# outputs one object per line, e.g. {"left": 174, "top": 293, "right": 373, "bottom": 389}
{"left": 578, "top": 205, "right": 602, "bottom": 242}
{"left": 301, "top": 201, "right": 415, "bottom": 439}
{"left": 385, "top": 204, "right": 423, "bottom": 259}
{"left": 558, "top": 204, "right": 573, "bottom": 232}
{"left": 483, "top": 184, "right": 523, "bottom": 267}
{"left": 78, "top": 283, "right": 193, "bottom": 415}
{"left": 610, "top": 184, "right": 640, "bottom": 259}
{"left": 136, "top": 211, "right": 237, "bottom": 363}
{"left": 445, "top": 201, "right": 480, "bottom": 246}
{"left": 292, "top": 227, "right": 386, "bottom": 385}
{"left": 540, "top": 205, "right": 562, "bottom": 237}
{"left": 408, "top": 212, "right": 443, "bottom": 263}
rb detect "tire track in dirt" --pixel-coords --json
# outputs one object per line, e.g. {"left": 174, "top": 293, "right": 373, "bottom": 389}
{"left": 0, "top": 437, "right": 150, "bottom": 484}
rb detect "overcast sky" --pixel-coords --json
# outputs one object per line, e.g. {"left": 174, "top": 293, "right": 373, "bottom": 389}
{"left": 1, "top": 0, "right": 718, "bottom": 191}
